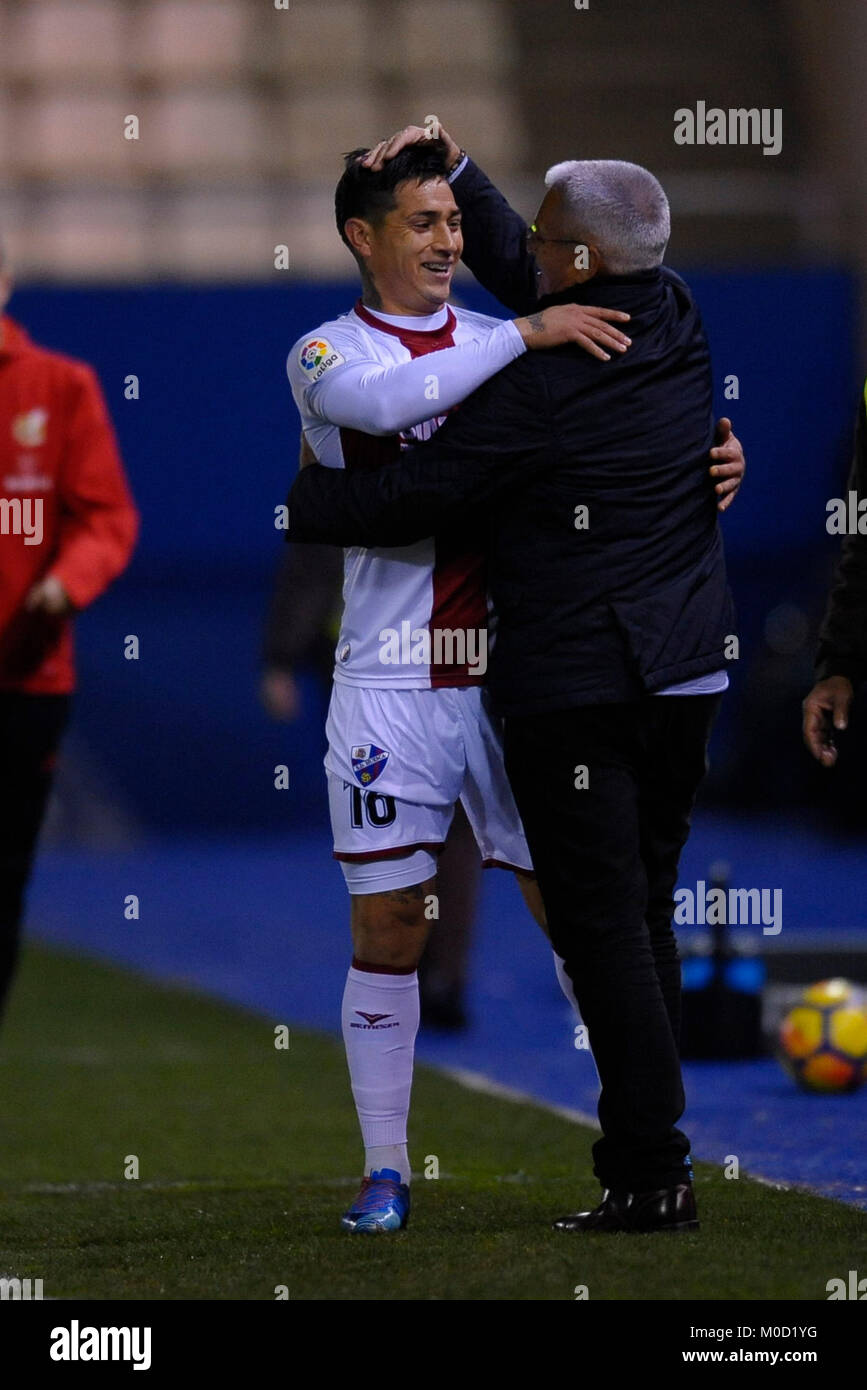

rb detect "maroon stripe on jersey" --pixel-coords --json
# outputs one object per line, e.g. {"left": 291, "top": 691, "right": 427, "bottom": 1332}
{"left": 351, "top": 300, "right": 489, "bottom": 687}
{"left": 355, "top": 299, "right": 457, "bottom": 350}
{"left": 428, "top": 538, "right": 489, "bottom": 688}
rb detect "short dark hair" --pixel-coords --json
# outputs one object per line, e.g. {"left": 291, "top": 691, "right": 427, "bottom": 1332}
{"left": 334, "top": 139, "right": 452, "bottom": 252}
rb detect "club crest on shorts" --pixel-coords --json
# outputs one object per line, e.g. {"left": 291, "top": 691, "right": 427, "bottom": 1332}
{"left": 351, "top": 743, "right": 390, "bottom": 786}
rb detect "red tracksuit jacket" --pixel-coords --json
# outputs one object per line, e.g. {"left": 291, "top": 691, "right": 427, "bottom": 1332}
{"left": 0, "top": 315, "right": 138, "bottom": 693}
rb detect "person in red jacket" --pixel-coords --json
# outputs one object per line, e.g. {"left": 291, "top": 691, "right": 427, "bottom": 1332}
{"left": 0, "top": 243, "right": 138, "bottom": 1019}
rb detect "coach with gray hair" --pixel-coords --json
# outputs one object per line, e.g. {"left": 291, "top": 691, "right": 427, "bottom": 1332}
{"left": 287, "top": 131, "right": 739, "bottom": 1234}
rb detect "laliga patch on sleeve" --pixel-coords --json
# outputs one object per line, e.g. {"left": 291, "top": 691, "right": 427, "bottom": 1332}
{"left": 298, "top": 337, "right": 346, "bottom": 382}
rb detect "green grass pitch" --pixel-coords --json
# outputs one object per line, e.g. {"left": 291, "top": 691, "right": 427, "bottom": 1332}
{"left": 0, "top": 944, "right": 864, "bottom": 1300}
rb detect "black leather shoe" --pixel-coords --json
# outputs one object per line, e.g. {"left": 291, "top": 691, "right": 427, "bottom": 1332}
{"left": 553, "top": 1182, "right": 699, "bottom": 1233}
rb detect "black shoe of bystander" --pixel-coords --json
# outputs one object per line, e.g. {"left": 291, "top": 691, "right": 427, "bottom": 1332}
{"left": 553, "top": 1182, "right": 699, "bottom": 1233}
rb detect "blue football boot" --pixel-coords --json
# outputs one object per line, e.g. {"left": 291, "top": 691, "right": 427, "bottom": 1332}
{"left": 340, "top": 1168, "right": 410, "bottom": 1233}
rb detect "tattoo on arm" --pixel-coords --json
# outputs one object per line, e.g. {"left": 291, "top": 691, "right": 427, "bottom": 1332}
{"left": 527, "top": 312, "right": 545, "bottom": 333}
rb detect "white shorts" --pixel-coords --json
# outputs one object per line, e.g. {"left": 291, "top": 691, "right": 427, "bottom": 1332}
{"left": 325, "top": 682, "right": 533, "bottom": 895}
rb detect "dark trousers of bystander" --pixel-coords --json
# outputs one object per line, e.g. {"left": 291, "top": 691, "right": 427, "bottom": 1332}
{"left": 0, "top": 691, "right": 71, "bottom": 1020}
{"left": 504, "top": 693, "right": 723, "bottom": 1192}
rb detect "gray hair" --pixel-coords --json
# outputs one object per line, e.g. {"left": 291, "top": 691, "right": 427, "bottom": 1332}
{"left": 543, "top": 159, "right": 670, "bottom": 274}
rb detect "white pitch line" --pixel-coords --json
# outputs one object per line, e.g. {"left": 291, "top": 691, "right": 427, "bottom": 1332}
{"left": 748, "top": 1174, "right": 793, "bottom": 1192}
{"left": 437, "top": 1065, "right": 600, "bottom": 1130}
{"left": 435, "top": 1068, "right": 863, "bottom": 1208}
{"left": 22, "top": 1178, "right": 257, "bottom": 1194}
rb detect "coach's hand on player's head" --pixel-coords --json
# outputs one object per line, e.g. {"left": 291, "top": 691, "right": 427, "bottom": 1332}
{"left": 514, "top": 304, "right": 631, "bottom": 361}
{"left": 709, "top": 417, "right": 745, "bottom": 513}
{"left": 361, "top": 124, "right": 461, "bottom": 172}
{"left": 802, "top": 676, "right": 854, "bottom": 767}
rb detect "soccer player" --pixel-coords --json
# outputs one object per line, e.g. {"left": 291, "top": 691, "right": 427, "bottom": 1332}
{"left": 260, "top": 540, "right": 480, "bottom": 1029}
{"left": 288, "top": 139, "right": 741, "bottom": 1233}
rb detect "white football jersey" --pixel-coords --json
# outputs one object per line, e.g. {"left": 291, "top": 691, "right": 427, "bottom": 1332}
{"left": 287, "top": 299, "right": 525, "bottom": 689}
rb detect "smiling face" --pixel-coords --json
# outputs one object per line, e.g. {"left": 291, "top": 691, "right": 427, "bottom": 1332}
{"left": 529, "top": 186, "right": 601, "bottom": 297}
{"left": 344, "top": 176, "right": 462, "bottom": 316}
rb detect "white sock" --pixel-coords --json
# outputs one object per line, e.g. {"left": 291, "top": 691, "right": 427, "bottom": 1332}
{"left": 365, "top": 1144, "right": 409, "bottom": 1182}
{"left": 553, "top": 952, "right": 581, "bottom": 1018}
{"left": 341, "top": 965, "right": 419, "bottom": 1186}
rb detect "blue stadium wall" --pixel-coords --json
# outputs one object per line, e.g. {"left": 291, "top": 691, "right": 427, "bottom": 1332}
{"left": 11, "top": 272, "right": 859, "bottom": 833}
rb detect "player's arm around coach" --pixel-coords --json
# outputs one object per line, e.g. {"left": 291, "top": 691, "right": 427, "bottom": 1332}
{"left": 363, "top": 122, "right": 744, "bottom": 512}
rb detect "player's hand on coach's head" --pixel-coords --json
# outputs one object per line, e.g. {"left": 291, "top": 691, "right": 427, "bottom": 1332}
{"left": 709, "top": 417, "right": 745, "bottom": 513}
{"left": 515, "top": 304, "right": 631, "bottom": 361}
{"left": 802, "top": 676, "right": 854, "bottom": 767}
{"left": 361, "top": 124, "right": 461, "bottom": 172}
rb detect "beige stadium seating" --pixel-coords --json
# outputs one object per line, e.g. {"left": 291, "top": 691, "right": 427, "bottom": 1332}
{"left": 5, "top": 1, "right": 128, "bottom": 80}
{"left": 259, "top": 1, "right": 371, "bottom": 81}
{"left": 24, "top": 190, "right": 152, "bottom": 277}
{"left": 398, "top": 0, "right": 513, "bottom": 75}
{"left": 159, "top": 188, "right": 284, "bottom": 277}
{"left": 141, "top": 90, "right": 266, "bottom": 176}
{"left": 0, "top": 0, "right": 528, "bottom": 276}
{"left": 275, "top": 88, "right": 384, "bottom": 180}
{"left": 13, "top": 92, "right": 140, "bottom": 179}
{"left": 273, "top": 186, "right": 359, "bottom": 277}
{"left": 132, "top": 1, "right": 251, "bottom": 81}
{"left": 380, "top": 90, "right": 527, "bottom": 173}
{"left": 0, "top": 93, "right": 11, "bottom": 167}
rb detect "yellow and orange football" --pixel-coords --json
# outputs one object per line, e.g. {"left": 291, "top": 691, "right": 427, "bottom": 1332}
{"left": 778, "top": 980, "right": 867, "bottom": 1093}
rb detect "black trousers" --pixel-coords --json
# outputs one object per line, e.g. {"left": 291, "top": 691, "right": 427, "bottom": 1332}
{"left": 0, "top": 691, "right": 71, "bottom": 1020}
{"left": 504, "top": 693, "right": 722, "bottom": 1191}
